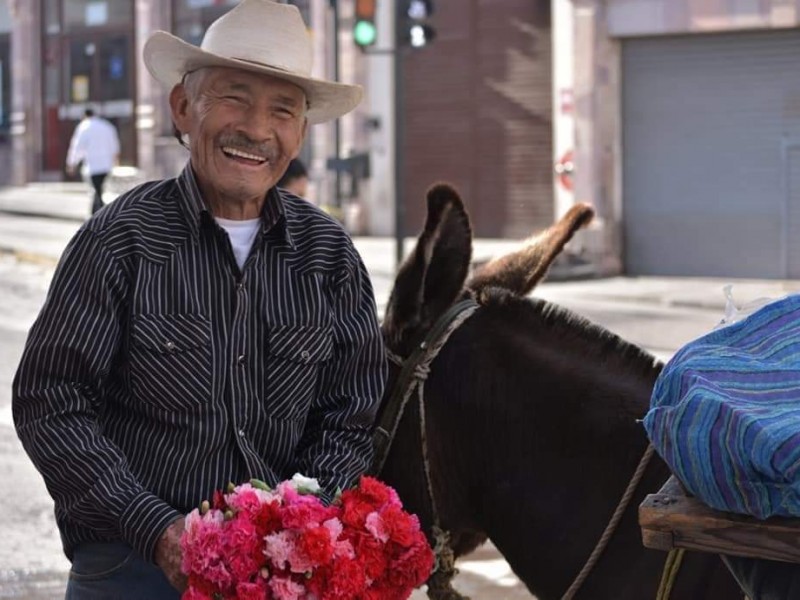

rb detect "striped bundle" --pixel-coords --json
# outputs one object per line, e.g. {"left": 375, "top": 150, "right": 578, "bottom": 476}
{"left": 644, "top": 294, "right": 800, "bottom": 519}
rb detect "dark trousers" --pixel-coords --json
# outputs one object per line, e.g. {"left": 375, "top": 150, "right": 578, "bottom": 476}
{"left": 722, "top": 554, "right": 800, "bottom": 599}
{"left": 90, "top": 172, "right": 109, "bottom": 214}
{"left": 65, "top": 542, "right": 179, "bottom": 600}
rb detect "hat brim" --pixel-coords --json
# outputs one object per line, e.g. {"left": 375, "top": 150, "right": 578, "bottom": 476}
{"left": 143, "top": 31, "right": 363, "bottom": 124}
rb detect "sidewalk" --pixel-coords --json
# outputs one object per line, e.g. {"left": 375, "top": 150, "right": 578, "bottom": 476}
{"left": 1, "top": 182, "right": 798, "bottom": 313}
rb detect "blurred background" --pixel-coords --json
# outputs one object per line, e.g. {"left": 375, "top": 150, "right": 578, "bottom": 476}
{"left": 4, "top": 1, "right": 800, "bottom": 597}
{"left": 3, "top": 0, "right": 800, "bottom": 278}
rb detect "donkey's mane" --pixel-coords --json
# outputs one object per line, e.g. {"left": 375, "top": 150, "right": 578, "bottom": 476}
{"left": 479, "top": 286, "right": 663, "bottom": 380}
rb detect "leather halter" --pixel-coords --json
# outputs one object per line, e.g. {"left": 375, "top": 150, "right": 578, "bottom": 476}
{"left": 370, "top": 298, "right": 480, "bottom": 597}
{"left": 371, "top": 298, "right": 480, "bottom": 475}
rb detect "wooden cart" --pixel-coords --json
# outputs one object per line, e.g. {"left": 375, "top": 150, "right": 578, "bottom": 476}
{"left": 639, "top": 476, "right": 800, "bottom": 563}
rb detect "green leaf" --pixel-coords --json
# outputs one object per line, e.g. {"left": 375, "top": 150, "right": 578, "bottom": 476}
{"left": 250, "top": 478, "right": 272, "bottom": 491}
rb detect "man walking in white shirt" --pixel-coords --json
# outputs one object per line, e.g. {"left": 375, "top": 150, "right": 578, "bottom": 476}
{"left": 66, "top": 108, "right": 121, "bottom": 214}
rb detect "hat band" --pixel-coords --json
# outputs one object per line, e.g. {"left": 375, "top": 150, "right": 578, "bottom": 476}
{"left": 231, "top": 56, "right": 306, "bottom": 77}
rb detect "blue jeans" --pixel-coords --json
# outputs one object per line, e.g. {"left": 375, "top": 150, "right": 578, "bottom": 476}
{"left": 66, "top": 542, "right": 180, "bottom": 600}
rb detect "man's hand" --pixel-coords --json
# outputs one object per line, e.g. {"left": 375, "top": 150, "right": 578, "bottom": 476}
{"left": 154, "top": 516, "right": 187, "bottom": 592}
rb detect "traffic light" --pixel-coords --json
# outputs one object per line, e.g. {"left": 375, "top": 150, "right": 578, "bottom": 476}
{"left": 353, "top": 0, "right": 378, "bottom": 49}
{"left": 401, "top": 0, "right": 435, "bottom": 48}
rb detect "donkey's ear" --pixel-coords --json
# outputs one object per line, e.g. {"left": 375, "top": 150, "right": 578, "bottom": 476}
{"left": 467, "top": 203, "right": 594, "bottom": 296}
{"left": 382, "top": 184, "right": 472, "bottom": 349}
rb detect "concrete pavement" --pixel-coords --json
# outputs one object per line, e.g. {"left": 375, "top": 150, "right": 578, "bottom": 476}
{"left": 2, "top": 182, "right": 800, "bottom": 599}
{"left": 1, "top": 182, "right": 799, "bottom": 317}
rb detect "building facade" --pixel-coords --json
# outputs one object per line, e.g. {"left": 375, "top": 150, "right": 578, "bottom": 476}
{"left": 560, "top": 0, "right": 800, "bottom": 278}
{"left": 7, "top": 0, "right": 363, "bottom": 210}
{"left": 7, "top": 0, "right": 559, "bottom": 241}
{"left": 397, "top": 0, "right": 555, "bottom": 239}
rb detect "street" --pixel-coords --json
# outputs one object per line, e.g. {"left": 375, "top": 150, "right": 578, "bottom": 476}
{"left": 0, "top": 209, "right": 792, "bottom": 599}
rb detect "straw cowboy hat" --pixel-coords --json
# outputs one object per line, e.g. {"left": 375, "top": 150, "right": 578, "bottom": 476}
{"left": 143, "top": 0, "right": 362, "bottom": 124}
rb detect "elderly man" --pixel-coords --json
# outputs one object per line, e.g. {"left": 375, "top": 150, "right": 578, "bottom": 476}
{"left": 12, "top": 1, "right": 386, "bottom": 598}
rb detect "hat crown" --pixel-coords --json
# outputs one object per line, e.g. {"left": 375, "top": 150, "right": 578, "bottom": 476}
{"left": 200, "top": 0, "right": 313, "bottom": 77}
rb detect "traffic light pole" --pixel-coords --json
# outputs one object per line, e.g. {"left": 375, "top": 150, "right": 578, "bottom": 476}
{"left": 355, "top": 1, "right": 434, "bottom": 270}
{"left": 357, "top": 5, "right": 405, "bottom": 269}
{"left": 393, "top": 36, "right": 405, "bottom": 269}
{"left": 330, "top": 0, "right": 342, "bottom": 209}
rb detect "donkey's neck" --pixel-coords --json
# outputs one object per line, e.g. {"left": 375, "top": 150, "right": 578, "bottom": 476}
{"left": 425, "top": 295, "right": 669, "bottom": 598}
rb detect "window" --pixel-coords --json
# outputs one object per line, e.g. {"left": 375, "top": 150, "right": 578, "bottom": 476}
{"left": 63, "top": 0, "right": 134, "bottom": 32}
{"left": 173, "top": 0, "right": 241, "bottom": 45}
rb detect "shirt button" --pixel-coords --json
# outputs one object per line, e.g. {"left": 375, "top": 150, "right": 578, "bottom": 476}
{"left": 238, "top": 429, "right": 246, "bottom": 438}
{"left": 237, "top": 282, "right": 245, "bottom": 292}
{"left": 164, "top": 341, "right": 176, "bottom": 352}
{"left": 300, "top": 350, "right": 310, "bottom": 363}
{"left": 237, "top": 354, "right": 246, "bottom": 365}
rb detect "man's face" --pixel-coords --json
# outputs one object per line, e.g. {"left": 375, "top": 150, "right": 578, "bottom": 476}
{"left": 170, "top": 67, "right": 308, "bottom": 212}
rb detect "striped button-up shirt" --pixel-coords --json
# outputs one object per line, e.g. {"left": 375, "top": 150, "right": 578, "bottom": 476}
{"left": 12, "top": 165, "right": 387, "bottom": 563}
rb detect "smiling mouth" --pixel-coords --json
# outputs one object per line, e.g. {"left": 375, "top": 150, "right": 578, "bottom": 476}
{"left": 222, "top": 146, "right": 268, "bottom": 165}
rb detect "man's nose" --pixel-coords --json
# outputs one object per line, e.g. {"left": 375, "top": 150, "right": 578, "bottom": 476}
{"left": 242, "top": 107, "right": 276, "bottom": 141}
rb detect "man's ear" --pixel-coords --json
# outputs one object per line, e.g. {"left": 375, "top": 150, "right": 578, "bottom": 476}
{"left": 299, "top": 118, "right": 309, "bottom": 146}
{"left": 291, "top": 118, "right": 309, "bottom": 160}
{"left": 169, "top": 84, "right": 191, "bottom": 135}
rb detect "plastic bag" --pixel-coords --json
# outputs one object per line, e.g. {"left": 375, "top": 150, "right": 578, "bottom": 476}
{"left": 717, "top": 284, "right": 784, "bottom": 328}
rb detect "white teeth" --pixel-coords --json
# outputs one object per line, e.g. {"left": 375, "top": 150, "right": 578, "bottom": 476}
{"left": 223, "top": 146, "right": 266, "bottom": 162}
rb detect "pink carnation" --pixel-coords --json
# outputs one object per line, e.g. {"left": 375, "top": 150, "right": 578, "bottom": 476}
{"left": 181, "top": 510, "right": 225, "bottom": 577}
{"left": 364, "top": 511, "right": 389, "bottom": 543}
{"left": 269, "top": 575, "right": 307, "bottom": 600}
{"left": 264, "top": 530, "right": 295, "bottom": 570}
{"left": 226, "top": 483, "right": 277, "bottom": 515}
{"left": 281, "top": 500, "right": 336, "bottom": 530}
{"left": 181, "top": 475, "right": 434, "bottom": 600}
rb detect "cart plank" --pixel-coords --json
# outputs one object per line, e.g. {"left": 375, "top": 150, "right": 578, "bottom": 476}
{"left": 639, "top": 476, "right": 800, "bottom": 563}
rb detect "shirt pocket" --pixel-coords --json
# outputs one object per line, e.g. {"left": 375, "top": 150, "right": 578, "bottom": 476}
{"left": 266, "top": 324, "right": 333, "bottom": 421}
{"left": 129, "top": 313, "right": 212, "bottom": 411}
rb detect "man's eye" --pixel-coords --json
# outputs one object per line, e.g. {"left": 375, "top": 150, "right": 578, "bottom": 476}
{"left": 225, "top": 95, "right": 246, "bottom": 103}
{"left": 275, "top": 108, "right": 296, "bottom": 119}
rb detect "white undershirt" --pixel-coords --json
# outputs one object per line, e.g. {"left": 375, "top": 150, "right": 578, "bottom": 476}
{"left": 215, "top": 217, "right": 261, "bottom": 270}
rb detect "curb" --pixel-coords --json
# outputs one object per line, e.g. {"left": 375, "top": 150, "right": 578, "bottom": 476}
{"left": 0, "top": 208, "right": 85, "bottom": 223}
{"left": 0, "top": 246, "right": 60, "bottom": 268}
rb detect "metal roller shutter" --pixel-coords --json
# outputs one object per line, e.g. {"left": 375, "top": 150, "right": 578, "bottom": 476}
{"left": 402, "top": 0, "right": 553, "bottom": 239}
{"left": 622, "top": 30, "right": 800, "bottom": 278}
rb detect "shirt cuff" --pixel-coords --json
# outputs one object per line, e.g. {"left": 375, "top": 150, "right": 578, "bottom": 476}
{"left": 119, "top": 490, "right": 183, "bottom": 563}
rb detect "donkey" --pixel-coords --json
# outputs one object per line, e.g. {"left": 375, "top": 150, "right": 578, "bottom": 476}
{"left": 377, "top": 184, "right": 743, "bottom": 599}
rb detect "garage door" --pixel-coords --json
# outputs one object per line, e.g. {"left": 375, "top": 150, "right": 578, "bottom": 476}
{"left": 622, "top": 30, "right": 800, "bottom": 278}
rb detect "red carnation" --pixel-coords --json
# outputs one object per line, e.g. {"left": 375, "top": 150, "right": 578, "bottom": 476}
{"left": 325, "top": 556, "right": 367, "bottom": 599}
{"left": 212, "top": 489, "right": 227, "bottom": 511}
{"left": 297, "top": 525, "right": 335, "bottom": 567}
{"left": 356, "top": 476, "right": 393, "bottom": 506}
{"left": 381, "top": 505, "right": 419, "bottom": 547}
{"left": 339, "top": 493, "right": 374, "bottom": 528}
{"left": 236, "top": 579, "right": 272, "bottom": 600}
{"left": 254, "top": 501, "right": 282, "bottom": 537}
{"left": 348, "top": 530, "right": 387, "bottom": 581}
{"left": 387, "top": 536, "right": 435, "bottom": 590}
{"left": 187, "top": 573, "right": 217, "bottom": 598}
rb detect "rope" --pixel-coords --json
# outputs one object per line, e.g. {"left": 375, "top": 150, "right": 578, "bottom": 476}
{"left": 415, "top": 304, "right": 479, "bottom": 541}
{"left": 656, "top": 548, "right": 685, "bottom": 600}
{"left": 371, "top": 299, "right": 479, "bottom": 476}
{"left": 561, "top": 444, "right": 656, "bottom": 600}
{"left": 376, "top": 300, "right": 479, "bottom": 600}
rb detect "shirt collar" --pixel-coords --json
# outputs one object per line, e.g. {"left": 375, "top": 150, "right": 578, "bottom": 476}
{"left": 175, "top": 163, "right": 295, "bottom": 249}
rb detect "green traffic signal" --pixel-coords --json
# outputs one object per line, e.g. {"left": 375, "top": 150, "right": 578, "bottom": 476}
{"left": 353, "top": 19, "right": 377, "bottom": 47}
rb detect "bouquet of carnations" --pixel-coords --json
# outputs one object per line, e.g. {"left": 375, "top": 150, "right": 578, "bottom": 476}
{"left": 180, "top": 474, "right": 435, "bottom": 600}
